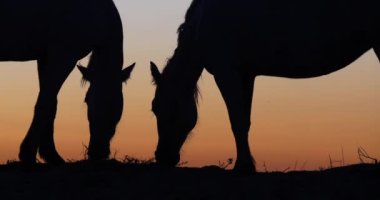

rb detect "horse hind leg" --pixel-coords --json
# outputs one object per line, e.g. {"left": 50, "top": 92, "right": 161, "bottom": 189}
{"left": 19, "top": 56, "right": 76, "bottom": 165}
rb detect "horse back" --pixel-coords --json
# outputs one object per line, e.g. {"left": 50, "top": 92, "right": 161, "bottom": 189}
{"left": 197, "top": 0, "right": 378, "bottom": 77}
{"left": 0, "top": 0, "right": 122, "bottom": 61}
{"left": 0, "top": 0, "right": 48, "bottom": 60}
{"left": 245, "top": 0, "right": 378, "bottom": 77}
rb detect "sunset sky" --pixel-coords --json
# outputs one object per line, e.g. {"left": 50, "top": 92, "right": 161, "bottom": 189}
{"left": 0, "top": 0, "right": 379, "bottom": 171}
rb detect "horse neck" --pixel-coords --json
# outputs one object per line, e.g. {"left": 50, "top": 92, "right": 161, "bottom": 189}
{"left": 161, "top": 53, "right": 203, "bottom": 94}
{"left": 89, "top": 45, "right": 123, "bottom": 85}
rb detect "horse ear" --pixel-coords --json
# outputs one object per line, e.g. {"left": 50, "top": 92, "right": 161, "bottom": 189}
{"left": 77, "top": 65, "right": 92, "bottom": 82}
{"left": 150, "top": 61, "right": 161, "bottom": 85}
{"left": 121, "top": 63, "right": 136, "bottom": 82}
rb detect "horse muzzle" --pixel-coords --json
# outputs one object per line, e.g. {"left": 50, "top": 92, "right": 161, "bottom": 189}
{"left": 155, "top": 150, "right": 180, "bottom": 167}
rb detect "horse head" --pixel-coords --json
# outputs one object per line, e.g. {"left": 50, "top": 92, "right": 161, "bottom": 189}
{"left": 150, "top": 62, "right": 198, "bottom": 167}
{"left": 77, "top": 63, "right": 135, "bottom": 160}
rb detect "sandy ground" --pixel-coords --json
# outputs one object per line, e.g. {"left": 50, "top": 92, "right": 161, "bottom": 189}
{"left": 0, "top": 160, "right": 379, "bottom": 200}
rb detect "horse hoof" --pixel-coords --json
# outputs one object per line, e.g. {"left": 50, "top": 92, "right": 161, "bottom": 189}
{"left": 233, "top": 162, "right": 257, "bottom": 175}
{"left": 38, "top": 150, "right": 65, "bottom": 165}
{"left": 18, "top": 156, "right": 37, "bottom": 171}
{"left": 19, "top": 151, "right": 37, "bottom": 166}
{"left": 19, "top": 158, "right": 37, "bottom": 166}
{"left": 43, "top": 156, "right": 65, "bottom": 165}
{"left": 87, "top": 154, "right": 109, "bottom": 161}
{"left": 154, "top": 162, "right": 176, "bottom": 169}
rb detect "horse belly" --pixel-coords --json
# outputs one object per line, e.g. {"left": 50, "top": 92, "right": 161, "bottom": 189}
{"left": 0, "top": 46, "right": 40, "bottom": 61}
{"left": 252, "top": 40, "right": 372, "bottom": 78}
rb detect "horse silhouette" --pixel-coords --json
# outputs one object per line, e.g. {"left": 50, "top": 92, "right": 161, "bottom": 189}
{"left": 150, "top": 0, "right": 380, "bottom": 173}
{"left": 0, "top": 0, "right": 135, "bottom": 165}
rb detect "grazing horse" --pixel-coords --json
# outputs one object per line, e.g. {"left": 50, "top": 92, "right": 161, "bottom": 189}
{"left": 150, "top": 0, "right": 380, "bottom": 173}
{"left": 0, "top": 0, "right": 135, "bottom": 165}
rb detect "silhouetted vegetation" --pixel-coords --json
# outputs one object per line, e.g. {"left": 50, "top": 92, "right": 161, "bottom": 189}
{"left": 0, "top": 159, "right": 379, "bottom": 200}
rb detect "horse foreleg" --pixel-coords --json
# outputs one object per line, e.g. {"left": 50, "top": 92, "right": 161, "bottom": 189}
{"left": 19, "top": 57, "right": 76, "bottom": 165}
{"left": 214, "top": 70, "right": 256, "bottom": 174}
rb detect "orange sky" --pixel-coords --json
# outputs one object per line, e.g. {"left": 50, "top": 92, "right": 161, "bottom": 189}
{"left": 0, "top": 0, "right": 379, "bottom": 171}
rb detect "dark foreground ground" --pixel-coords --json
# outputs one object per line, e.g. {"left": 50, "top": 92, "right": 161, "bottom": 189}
{"left": 0, "top": 160, "right": 379, "bottom": 200}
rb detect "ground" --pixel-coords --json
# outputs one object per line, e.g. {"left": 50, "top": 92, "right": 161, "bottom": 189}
{"left": 0, "top": 160, "right": 378, "bottom": 200}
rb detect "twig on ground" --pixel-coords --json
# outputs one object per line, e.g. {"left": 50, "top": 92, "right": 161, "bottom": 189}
{"left": 282, "top": 167, "right": 290, "bottom": 173}
{"left": 218, "top": 158, "right": 233, "bottom": 169}
{"left": 358, "top": 146, "right": 378, "bottom": 164}
{"left": 112, "top": 150, "right": 118, "bottom": 160}
{"left": 301, "top": 161, "right": 308, "bottom": 170}
{"left": 122, "top": 155, "right": 155, "bottom": 165}
{"left": 341, "top": 146, "right": 345, "bottom": 166}
{"left": 329, "top": 154, "right": 333, "bottom": 169}
{"left": 263, "top": 162, "right": 268, "bottom": 173}
{"left": 81, "top": 143, "right": 89, "bottom": 160}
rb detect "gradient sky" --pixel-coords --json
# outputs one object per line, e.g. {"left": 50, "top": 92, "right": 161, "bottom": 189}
{"left": 0, "top": 0, "right": 379, "bottom": 171}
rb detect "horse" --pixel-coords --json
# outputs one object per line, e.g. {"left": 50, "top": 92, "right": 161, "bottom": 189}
{"left": 0, "top": 0, "right": 135, "bottom": 165}
{"left": 150, "top": 0, "right": 380, "bottom": 173}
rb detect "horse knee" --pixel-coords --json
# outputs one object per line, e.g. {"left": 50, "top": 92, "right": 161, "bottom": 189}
{"left": 33, "top": 95, "right": 58, "bottom": 120}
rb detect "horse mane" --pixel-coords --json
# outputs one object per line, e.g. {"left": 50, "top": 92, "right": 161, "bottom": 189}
{"left": 162, "top": 0, "right": 204, "bottom": 105}
{"left": 177, "top": 0, "right": 203, "bottom": 46}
